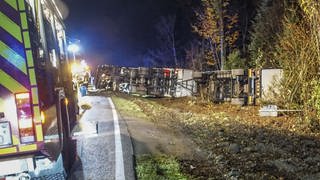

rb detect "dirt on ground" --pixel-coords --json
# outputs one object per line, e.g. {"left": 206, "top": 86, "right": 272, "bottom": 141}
{"left": 111, "top": 92, "right": 320, "bottom": 180}
{"left": 111, "top": 93, "right": 205, "bottom": 160}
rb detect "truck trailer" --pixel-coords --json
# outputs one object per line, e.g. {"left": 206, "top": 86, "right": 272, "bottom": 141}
{"left": 0, "top": 0, "right": 77, "bottom": 178}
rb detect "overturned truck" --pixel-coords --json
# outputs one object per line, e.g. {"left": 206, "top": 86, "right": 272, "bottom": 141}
{"left": 95, "top": 66, "right": 198, "bottom": 97}
{"left": 94, "top": 65, "right": 281, "bottom": 106}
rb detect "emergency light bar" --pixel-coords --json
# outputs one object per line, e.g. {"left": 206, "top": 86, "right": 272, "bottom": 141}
{"left": 15, "top": 93, "right": 35, "bottom": 144}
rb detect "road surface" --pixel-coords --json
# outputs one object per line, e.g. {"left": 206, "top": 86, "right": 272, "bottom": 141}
{"left": 69, "top": 96, "right": 135, "bottom": 180}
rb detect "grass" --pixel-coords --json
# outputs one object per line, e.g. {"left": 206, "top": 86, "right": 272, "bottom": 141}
{"left": 112, "top": 96, "right": 191, "bottom": 179}
{"left": 136, "top": 155, "right": 190, "bottom": 180}
{"left": 111, "top": 96, "right": 148, "bottom": 120}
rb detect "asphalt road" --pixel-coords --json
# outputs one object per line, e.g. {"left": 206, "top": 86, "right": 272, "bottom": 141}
{"left": 69, "top": 96, "right": 135, "bottom": 180}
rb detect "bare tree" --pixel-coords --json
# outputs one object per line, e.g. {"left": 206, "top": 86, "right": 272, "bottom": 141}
{"left": 148, "top": 15, "right": 178, "bottom": 67}
{"left": 186, "top": 40, "right": 206, "bottom": 71}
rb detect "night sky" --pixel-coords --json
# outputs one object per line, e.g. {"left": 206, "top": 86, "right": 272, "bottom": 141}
{"left": 64, "top": 0, "right": 178, "bottom": 67}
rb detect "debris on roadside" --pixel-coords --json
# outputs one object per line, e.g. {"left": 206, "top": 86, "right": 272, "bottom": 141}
{"left": 113, "top": 94, "right": 320, "bottom": 179}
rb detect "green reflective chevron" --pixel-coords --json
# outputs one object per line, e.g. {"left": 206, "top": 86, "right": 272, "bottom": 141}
{"left": 0, "top": 41, "right": 27, "bottom": 74}
{"left": 23, "top": 31, "right": 31, "bottom": 49}
{"left": 20, "top": 12, "right": 28, "bottom": 30}
{"left": 26, "top": 50, "right": 34, "bottom": 67}
{"left": 31, "top": 87, "right": 39, "bottom": 104}
{"left": 4, "top": 0, "right": 18, "bottom": 10}
{"left": 28, "top": 68, "right": 36, "bottom": 86}
{"left": 33, "top": 105, "right": 41, "bottom": 122}
{"left": 0, "top": 11, "right": 22, "bottom": 43}
{"left": 0, "top": 69, "right": 28, "bottom": 93}
{"left": 18, "top": 0, "right": 25, "bottom": 11}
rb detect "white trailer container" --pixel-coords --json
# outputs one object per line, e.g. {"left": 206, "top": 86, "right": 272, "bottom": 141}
{"left": 260, "top": 69, "right": 283, "bottom": 101}
{"left": 174, "top": 69, "right": 197, "bottom": 97}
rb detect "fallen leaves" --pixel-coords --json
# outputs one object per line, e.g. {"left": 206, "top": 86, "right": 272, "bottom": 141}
{"left": 115, "top": 94, "right": 320, "bottom": 179}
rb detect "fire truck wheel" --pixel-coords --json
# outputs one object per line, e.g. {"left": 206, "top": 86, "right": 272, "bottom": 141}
{"left": 61, "top": 101, "right": 76, "bottom": 174}
{"left": 62, "top": 125, "right": 76, "bottom": 174}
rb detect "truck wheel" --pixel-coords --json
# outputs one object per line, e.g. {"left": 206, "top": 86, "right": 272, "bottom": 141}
{"left": 61, "top": 101, "right": 76, "bottom": 174}
{"left": 62, "top": 137, "right": 77, "bottom": 176}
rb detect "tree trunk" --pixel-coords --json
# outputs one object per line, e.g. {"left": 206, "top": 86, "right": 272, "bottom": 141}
{"left": 219, "top": 0, "right": 225, "bottom": 70}
{"left": 172, "top": 36, "right": 178, "bottom": 67}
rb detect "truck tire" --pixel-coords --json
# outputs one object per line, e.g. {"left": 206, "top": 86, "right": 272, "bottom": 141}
{"left": 60, "top": 100, "right": 76, "bottom": 174}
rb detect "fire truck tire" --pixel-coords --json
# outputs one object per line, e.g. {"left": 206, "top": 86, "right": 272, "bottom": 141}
{"left": 62, "top": 135, "right": 77, "bottom": 178}
{"left": 62, "top": 136, "right": 70, "bottom": 172}
{"left": 61, "top": 101, "right": 75, "bottom": 174}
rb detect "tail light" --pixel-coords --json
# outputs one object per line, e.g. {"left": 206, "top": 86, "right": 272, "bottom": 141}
{"left": 15, "top": 93, "right": 35, "bottom": 144}
{"left": 164, "top": 69, "right": 170, "bottom": 78}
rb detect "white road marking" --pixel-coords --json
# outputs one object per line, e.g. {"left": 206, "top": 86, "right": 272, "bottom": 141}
{"left": 72, "top": 131, "right": 97, "bottom": 137}
{"left": 108, "top": 97, "right": 126, "bottom": 180}
{"left": 71, "top": 132, "right": 113, "bottom": 140}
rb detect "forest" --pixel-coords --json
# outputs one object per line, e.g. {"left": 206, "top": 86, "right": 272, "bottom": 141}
{"left": 147, "top": 0, "right": 320, "bottom": 130}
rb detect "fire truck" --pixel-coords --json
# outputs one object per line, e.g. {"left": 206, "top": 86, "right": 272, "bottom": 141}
{"left": 0, "top": 0, "right": 77, "bottom": 178}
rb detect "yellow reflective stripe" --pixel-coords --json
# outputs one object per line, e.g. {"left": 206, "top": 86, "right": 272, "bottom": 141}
{"left": 33, "top": 106, "right": 41, "bottom": 122}
{"left": 12, "top": 136, "right": 19, "bottom": 145}
{"left": 20, "top": 12, "right": 28, "bottom": 30}
{"left": 248, "top": 69, "right": 252, "bottom": 78}
{"left": 4, "top": 0, "right": 18, "bottom": 10}
{"left": 0, "top": 11, "right": 22, "bottom": 43}
{"left": 0, "top": 98, "right": 4, "bottom": 113}
{"left": 31, "top": 87, "right": 39, "bottom": 104}
{"left": 0, "top": 41, "right": 27, "bottom": 74}
{"left": 18, "top": 0, "right": 25, "bottom": 11}
{"left": 19, "top": 144, "right": 37, "bottom": 152}
{"left": 0, "top": 70, "right": 28, "bottom": 93}
{"left": 29, "top": 68, "right": 36, "bottom": 86}
{"left": 35, "top": 0, "right": 40, "bottom": 31}
{"left": 23, "top": 31, "right": 31, "bottom": 49}
{"left": 248, "top": 96, "right": 252, "bottom": 104}
{"left": 0, "top": 147, "right": 17, "bottom": 155}
{"left": 26, "top": 50, "right": 34, "bottom": 67}
{"left": 35, "top": 125, "right": 43, "bottom": 141}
